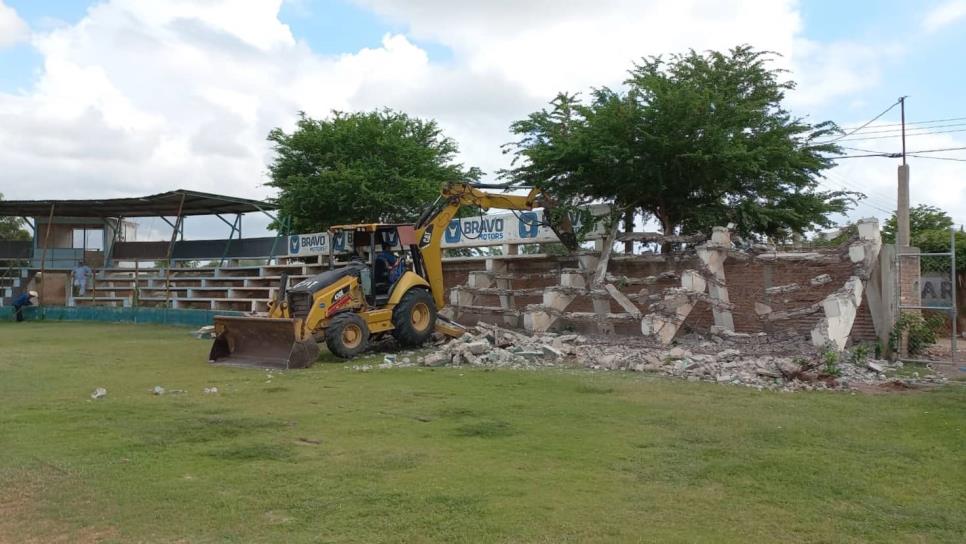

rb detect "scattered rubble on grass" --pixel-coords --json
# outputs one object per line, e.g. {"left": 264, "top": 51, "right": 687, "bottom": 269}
{"left": 360, "top": 322, "right": 947, "bottom": 392}
{"left": 203, "top": 387, "right": 219, "bottom": 394}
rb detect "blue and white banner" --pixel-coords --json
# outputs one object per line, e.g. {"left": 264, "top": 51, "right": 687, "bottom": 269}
{"left": 288, "top": 232, "right": 329, "bottom": 256}
{"left": 288, "top": 206, "right": 609, "bottom": 255}
{"left": 440, "top": 205, "right": 608, "bottom": 248}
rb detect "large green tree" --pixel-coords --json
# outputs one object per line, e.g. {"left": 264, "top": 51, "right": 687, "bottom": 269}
{"left": 882, "top": 204, "right": 954, "bottom": 244}
{"left": 503, "top": 46, "right": 856, "bottom": 244}
{"left": 267, "top": 110, "right": 479, "bottom": 232}
{"left": 0, "top": 193, "right": 31, "bottom": 241}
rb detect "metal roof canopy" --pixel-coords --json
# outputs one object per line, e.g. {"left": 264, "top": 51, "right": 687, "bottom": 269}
{"left": 0, "top": 189, "right": 277, "bottom": 218}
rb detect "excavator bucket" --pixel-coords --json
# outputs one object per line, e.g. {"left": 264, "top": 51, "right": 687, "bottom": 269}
{"left": 208, "top": 316, "right": 320, "bottom": 370}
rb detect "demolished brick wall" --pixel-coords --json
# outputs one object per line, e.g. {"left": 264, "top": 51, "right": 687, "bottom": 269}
{"left": 443, "top": 243, "right": 877, "bottom": 343}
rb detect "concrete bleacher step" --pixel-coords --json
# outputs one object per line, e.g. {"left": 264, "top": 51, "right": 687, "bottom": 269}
{"left": 73, "top": 297, "right": 131, "bottom": 308}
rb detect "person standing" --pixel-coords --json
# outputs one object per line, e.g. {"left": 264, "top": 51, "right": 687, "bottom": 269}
{"left": 12, "top": 290, "right": 38, "bottom": 322}
{"left": 72, "top": 261, "right": 93, "bottom": 296}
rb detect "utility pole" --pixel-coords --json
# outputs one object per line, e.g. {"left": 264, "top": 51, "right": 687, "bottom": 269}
{"left": 897, "top": 96, "right": 910, "bottom": 248}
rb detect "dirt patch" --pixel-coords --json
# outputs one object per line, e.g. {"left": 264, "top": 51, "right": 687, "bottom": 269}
{"left": 0, "top": 475, "right": 117, "bottom": 544}
{"left": 851, "top": 380, "right": 932, "bottom": 395}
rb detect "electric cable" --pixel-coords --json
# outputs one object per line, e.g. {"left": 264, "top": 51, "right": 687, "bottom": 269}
{"left": 816, "top": 99, "right": 900, "bottom": 145}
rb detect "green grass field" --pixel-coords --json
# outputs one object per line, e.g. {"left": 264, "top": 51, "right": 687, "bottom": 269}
{"left": 1, "top": 321, "right": 964, "bottom": 543}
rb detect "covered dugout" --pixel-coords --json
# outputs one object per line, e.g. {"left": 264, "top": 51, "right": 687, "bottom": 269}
{"left": 0, "top": 189, "right": 286, "bottom": 269}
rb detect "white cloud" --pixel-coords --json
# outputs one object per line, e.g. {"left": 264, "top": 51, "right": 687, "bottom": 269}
{"left": 785, "top": 39, "right": 901, "bottom": 109}
{"left": 0, "top": 1, "right": 429, "bottom": 206}
{"left": 0, "top": 0, "right": 29, "bottom": 48}
{"left": 0, "top": 0, "right": 923, "bottom": 237}
{"left": 923, "top": 0, "right": 966, "bottom": 32}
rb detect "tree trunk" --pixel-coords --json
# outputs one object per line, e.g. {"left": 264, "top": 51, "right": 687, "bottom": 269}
{"left": 541, "top": 194, "right": 579, "bottom": 253}
{"left": 658, "top": 213, "right": 674, "bottom": 254}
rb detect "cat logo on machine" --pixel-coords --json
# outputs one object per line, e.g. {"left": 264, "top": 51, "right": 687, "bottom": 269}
{"left": 420, "top": 225, "right": 434, "bottom": 247}
{"left": 326, "top": 286, "right": 352, "bottom": 316}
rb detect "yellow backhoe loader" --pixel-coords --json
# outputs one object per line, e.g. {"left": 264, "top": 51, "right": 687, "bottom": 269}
{"left": 208, "top": 182, "right": 560, "bottom": 369}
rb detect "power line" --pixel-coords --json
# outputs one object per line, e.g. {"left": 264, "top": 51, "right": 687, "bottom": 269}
{"left": 908, "top": 146, "right": 966, "bottom": 154}
{"left": 832, "top": 127, "right": 966, "bottom": 143}
{"left": 908, "top": 154, "right": 966, "bottom": 162}
{"left": 841, "top": 116, "right": 966, "bottom": 131}
{"left": 820, "top": 179, "right": 893, "bottom": 214}
{"left": 820, "top": 172, "right": 896, "bottom": 211}
{"left": 818, "top": 99, "right": 901, "bottom": 145}
{"left": 825, "top": 146, "right": 966, "bottom": 160}
{"left": 841, "top": 145, "right": 895, "bottom": 154}
{"left": 825, "top": 172, "right": 896, "bottom": 205}
{"left": 828, "top": 152, "right": 902, "bottom": 159}
{"left": 837, "top": 121, "right": 966, "bottom": 136}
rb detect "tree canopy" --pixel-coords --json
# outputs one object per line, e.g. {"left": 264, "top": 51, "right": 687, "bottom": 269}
{"left": 267, "top": 110, "right": 479, "bottom": 232}
{"left": 502, "top": 45, "right": 856, "bottom": 243}
{"left": 883, "top": 204, "right": 965, "bottom": 271}
{"left": 0, "top": 193, "right": 31, "bottom": 241}
{"left": 882, "top": 204, "right": 953, "bottom": 243}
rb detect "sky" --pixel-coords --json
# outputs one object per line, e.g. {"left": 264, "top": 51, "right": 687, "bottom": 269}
{"left": 1, "top": 0, "right": 965, "bottom": 240}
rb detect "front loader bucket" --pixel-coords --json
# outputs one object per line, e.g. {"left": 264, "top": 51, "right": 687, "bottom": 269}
{"left": 208, "top": 316, "right": 320, "bottom": 370}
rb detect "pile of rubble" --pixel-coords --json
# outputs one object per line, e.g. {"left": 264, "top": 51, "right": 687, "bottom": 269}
{"left": 373, "top": 322, "right": 947, "bottom": 391}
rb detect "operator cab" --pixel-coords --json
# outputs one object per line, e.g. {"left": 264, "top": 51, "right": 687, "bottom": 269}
{"left": 329, "top": 223, "right": 425, "bottom": 307}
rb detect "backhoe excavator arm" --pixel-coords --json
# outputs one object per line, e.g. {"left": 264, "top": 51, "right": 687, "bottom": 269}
{"left": 414, "top": 182, "right": 545, "bottom": 309}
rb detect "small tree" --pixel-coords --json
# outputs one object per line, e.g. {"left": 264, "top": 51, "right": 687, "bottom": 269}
{"left": 0, "top": 193, "right": 31, "bottom": 241}
{"left": 882, "top": 204, "right": 953, "bottom": 244}
{"left": 267, "top": 110, "right": 479, "bottom": 232}
{"left": 503, "top": 46, "right": 857, "bottom": 247}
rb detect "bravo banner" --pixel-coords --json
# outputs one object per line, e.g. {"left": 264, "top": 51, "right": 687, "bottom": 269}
{"left": 288, "top": 232, "right": 329, "bottom": 257}
{"left": 288, "top": 206, "right": 608, "bottom": 255}
{"left": 438, "top": 206, "right": 608, "bottom": 248}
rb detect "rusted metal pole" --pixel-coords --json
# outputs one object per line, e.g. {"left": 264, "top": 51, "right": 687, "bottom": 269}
{"left": 164, "top": 193, "right": 186, "bottom": 308}
{"left": 134, "top": 258, "right": 139, "bottom": 308}
{"left": 37, "top": 204, "right": 55, "bottom": 305}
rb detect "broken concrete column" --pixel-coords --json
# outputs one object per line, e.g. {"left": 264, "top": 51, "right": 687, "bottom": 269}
{"left": 851, "top": 218, "right": 883, "bottom": 280}
{"left": 640, "top": 291, "right": 695, "bottom": 344}
{"left": 523, "top": 309, "right": 553, "bottom": 333}
{"left": 810, "top": 217, "right": 882, "bottom": 350}
{"left": 680, "top": 270, "right": 707, "bottom": 293}
{"left": 486, "top": 260, "right": 517, "bottom": 327}
{"left": 811, "top": 277, "right": 864, "bottom": 350}
{"left": 696, "top": 226, "right": 735, "bottom": 332}
{"left": 524, "top": 269, "right": 585, "bottom": 333}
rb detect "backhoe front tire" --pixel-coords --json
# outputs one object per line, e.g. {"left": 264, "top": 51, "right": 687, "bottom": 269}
{"left": 392, "top": 288, "right": 437, "bottom": 347}
{"left": 325, "top": 312, "right": 370, "bottom": 358}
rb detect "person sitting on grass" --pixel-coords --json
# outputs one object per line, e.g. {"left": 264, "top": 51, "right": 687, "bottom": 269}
{"left": 12, "top": 290, "right": 38, "bottom": 322}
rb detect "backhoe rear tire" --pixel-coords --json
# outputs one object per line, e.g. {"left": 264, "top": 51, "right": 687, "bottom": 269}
{"left": 392, "top": 288, "right": 437, "bottom": 347}
{"left": 325, "top": 312, "right": 370, "bottom": 358}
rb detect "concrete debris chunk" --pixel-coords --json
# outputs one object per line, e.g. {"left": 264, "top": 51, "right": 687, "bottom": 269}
{"left": 465, "top": 341, "right": 490, "bottom": 356}
{"left": 152, "top": 385, "right": 165, "bottom": 395}
{"left": 91, "top": 387, "right": 107, "bottom": 400}
{"left": 765, "top": 283, "right": 800, "bottom": 295}
{"left": 810, "top": 274, "right": 832, "bottom": 286}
